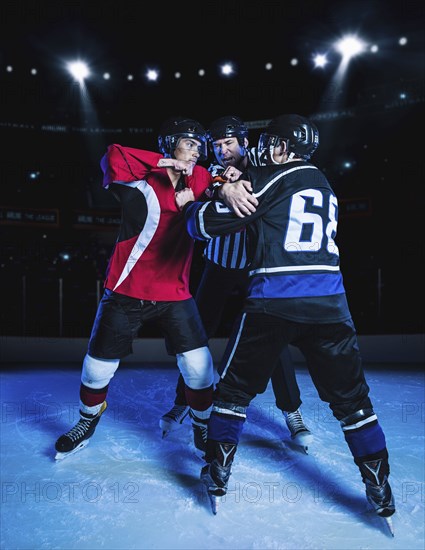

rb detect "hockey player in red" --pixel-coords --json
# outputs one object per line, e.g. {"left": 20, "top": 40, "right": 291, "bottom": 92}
{"left": 55, "top": 117, "right": 216, "bottom": 459}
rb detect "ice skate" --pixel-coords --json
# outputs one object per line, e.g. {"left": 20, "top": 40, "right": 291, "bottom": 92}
{"left": 359, "top": 457, "right": 396, "bottom": 536}
{"left": 189, "top": 411, "right": 208, "bottom": 455}
{"left": 201, "top": 442, "right": 236, "bottom": 514}
{"left": 159, "top": 404, "right": 190, "bottom": 438}
{"left": 284, "top": 409, "right": 313, "bottom": 453}
{"left": 54, "top": 401, "right": 107, "bottom": 460}
{"left": 366, "top": 478, "right": 395, "bottom": 536}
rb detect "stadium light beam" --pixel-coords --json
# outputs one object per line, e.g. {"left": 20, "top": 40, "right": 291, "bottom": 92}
{"left": 317, "top": 33, "right": 367, "bottom": 115}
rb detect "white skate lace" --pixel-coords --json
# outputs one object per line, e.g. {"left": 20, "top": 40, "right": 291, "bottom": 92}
{"left": 193, "top": 422, "right": 208, "bottom": 440}
{"left": 285, "top": 410, "right": 310, "bottom": 436}
{"left": 365, "top": 476, "right": 394, "bottom": 505}
{"left": 191, "top": 416, "right": 208, "bottom": 452}
{"left": 65, "top": 419, "right": 92, "bottom": 442}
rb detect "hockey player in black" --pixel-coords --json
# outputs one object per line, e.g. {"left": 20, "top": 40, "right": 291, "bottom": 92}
{"left": 184, "top": 114, "right": 395, "bottom": 531}
{"left": 160, "top": 116, "right": 313, "bottom": 450}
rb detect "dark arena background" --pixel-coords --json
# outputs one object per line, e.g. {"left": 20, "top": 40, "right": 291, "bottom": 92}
{"left": 1, "top": 0, "right": 424, "bottom": 339}
{"left": 0, "top": 1, "right": 424, "bottom": 549}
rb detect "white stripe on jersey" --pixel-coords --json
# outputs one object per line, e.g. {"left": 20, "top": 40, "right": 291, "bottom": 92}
{"left": 342, "top": 414, "right": 378, "bottom": 431}
{"left": 254, "top": 165, "right": 319, "bottom": 198}
{"left": 249, "top": 264, "right": 340, "bottom": 276}
{"left": 112, "top": 180, "right": 160, "bottom": 290}
{"left": 220, "top": 312, "right": 247, "bottom": 378}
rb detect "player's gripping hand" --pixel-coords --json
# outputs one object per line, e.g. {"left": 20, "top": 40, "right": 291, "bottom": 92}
{"left": 175, "top": 187, "right": 195, "bottom": 210}
{"left": 222, "top": 166, "right": 242, "bottom": 182}
{"left": 218, "top": 180, "right": 258, "bottom": 218}
{"left": 157, "top": 158, "right": 195, "bottom": 176}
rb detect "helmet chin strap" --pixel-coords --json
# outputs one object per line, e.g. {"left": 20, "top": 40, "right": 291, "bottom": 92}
{"left": 269, "top": 146, "right": 280, "bottom": 164}
{"left": 269, "top": 147, "right": 296, "bottom": 164}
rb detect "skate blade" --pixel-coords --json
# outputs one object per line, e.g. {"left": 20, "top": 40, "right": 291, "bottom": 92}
{"left": 208, "top": 493, "right": 220, "bottom": 515}
{"left": 287, "top": 440, "right": 309, "bottom": 455}
{"left": 201, "top": 471, "right": 222, "bottom": 514}
{"left": 55, "top": 439, "right": 89, "bottom": 460}
{"left": 292, "top": 433, "right": 313, "bottom": 448}
{"left": 383, "top": 516, "right": 395, "bottom": 537}
{"left": 367, "top": 497, "right": 395, "bottom": 536}
{"left": 159, "top": 420, "right": 186, "bottom": 437}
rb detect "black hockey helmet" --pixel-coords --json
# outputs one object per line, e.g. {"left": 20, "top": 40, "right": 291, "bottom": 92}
{"left": 258, "top": 114, "right": 319, "bottom": 161}
{"left": 158, "top": 116, "right": 208, "bottom": 160}
{"left": 208, "top": 116, "right": 248, "bottom": 148}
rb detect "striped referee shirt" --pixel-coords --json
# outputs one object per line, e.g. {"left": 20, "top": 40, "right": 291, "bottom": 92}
{"left": 204, "top": 148, "right": 261, "bottom": 269}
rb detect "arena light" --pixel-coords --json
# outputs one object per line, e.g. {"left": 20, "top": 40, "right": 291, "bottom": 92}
{"left": 313, "top": 53, "right": 329, "bottom": 68}
{"left": 146, "top": 69, "right": 159, "bottom": 82}
{"left": 220, "top": 63, "right": 235, "bottom": 77}
{"left": 27, "top": 171, "right": 40, "bottom": 181}
{"left": 335, "top": 35, "right": 366, "bottom": 62}
{"left": 66, "top": 61, "right": 90, "bottom": 84}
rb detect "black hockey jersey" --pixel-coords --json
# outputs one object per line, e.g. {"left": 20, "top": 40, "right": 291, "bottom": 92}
{"left": 185, "top": 160, "right": 352, "bottom": 324}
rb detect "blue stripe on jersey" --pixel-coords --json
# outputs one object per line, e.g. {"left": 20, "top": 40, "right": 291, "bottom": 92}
{"left": 208, "top": 411, "right": 245, "bottom": 444}
{"left": 248, "top": 271, "right": 345, "bottom": 298}
{"left": 343, "top": 422, "right": 386, "bottom": 458}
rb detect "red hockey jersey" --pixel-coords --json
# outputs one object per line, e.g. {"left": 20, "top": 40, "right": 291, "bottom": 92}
{"left": 100, "top": 144, "right": 212, "bottom": 301}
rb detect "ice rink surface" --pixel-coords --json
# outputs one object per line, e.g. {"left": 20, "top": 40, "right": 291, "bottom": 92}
{"left": 1, "top": 362, "right": 424, "bottom": 550}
